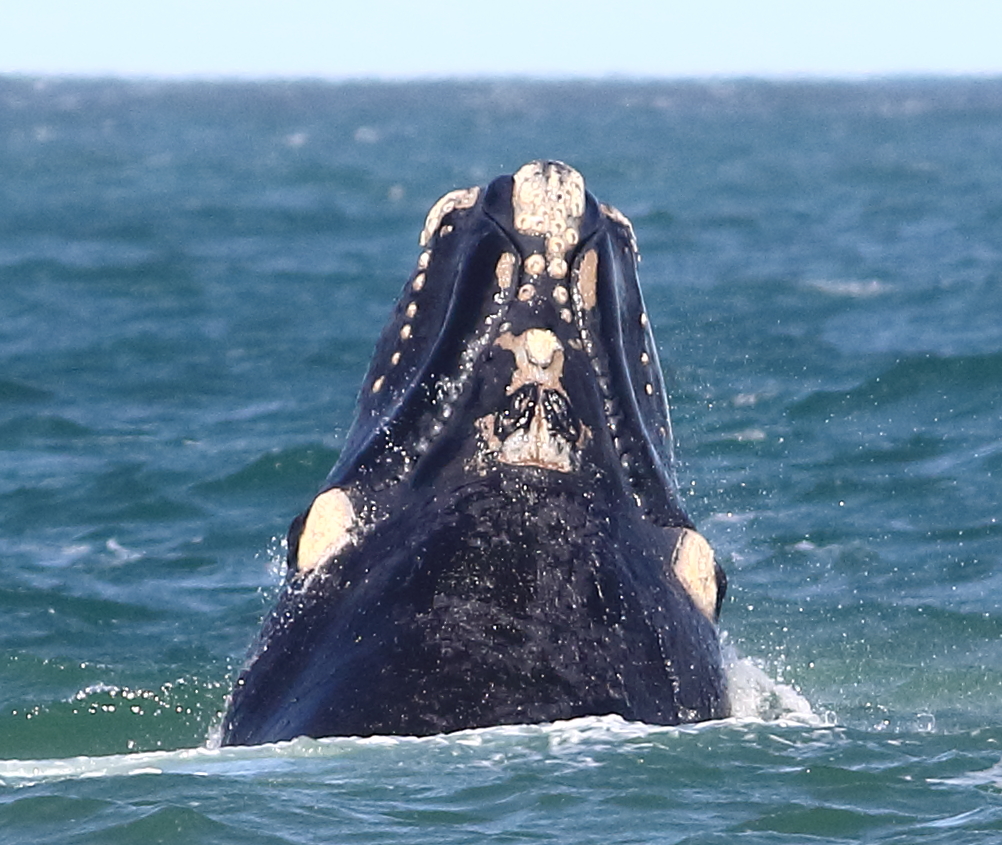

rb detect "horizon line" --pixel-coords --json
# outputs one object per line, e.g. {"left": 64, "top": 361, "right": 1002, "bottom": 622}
{"left": 5, "top": 69, "right": 1002, "bottom": 85}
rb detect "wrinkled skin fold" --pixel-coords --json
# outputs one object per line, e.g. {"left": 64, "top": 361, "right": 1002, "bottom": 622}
{"left": 221, "top": 161, "right": 728, "bottom": 745}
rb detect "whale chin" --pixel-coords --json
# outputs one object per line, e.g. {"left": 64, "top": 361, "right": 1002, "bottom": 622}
{"left": 220, "top": 161, "right": 728, "bottom": 746}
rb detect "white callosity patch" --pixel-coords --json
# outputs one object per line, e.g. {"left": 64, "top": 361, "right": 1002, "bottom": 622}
{"left": 599, "top": 202, "right": 638, "bottom": 255}
{"left": 495, "top": 252, "right": 516, "bottom": 290}
{"left": 419, "top": 186, "right": 480, "bottom": 247}
{"left": 671, "top": 529, "right": 719, "bottom": 621}
{"left": 524, "top": 254, "right": 546, "bottom": 277}
{"left": 512, "top": 161, "right": 586, "bottom": 280}
{"left": 496, "top": 405, "right": 576, "bottom": 472}
{"left": 476, "top": 329, "right": 588, "bottom": 474}
{"left": 296, "top": 488, "right": 357, "bottom": 574}
{"left": 574, "top": 249, "right": 599, "bottom": 310}
{"left": 373, "top": 252, "right": 436, "bottom": 394}
{"left": 497, "top": 328, "right": 566, "bottom": 395}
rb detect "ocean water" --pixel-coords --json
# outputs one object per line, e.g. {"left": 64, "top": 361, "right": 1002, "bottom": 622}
{"left": 1, "top": 76, "right": 1001, "bottom": 842}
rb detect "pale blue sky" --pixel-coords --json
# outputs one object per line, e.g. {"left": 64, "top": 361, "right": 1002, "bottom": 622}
{"left": 2, "top": 0, "right": 1000, "bottom": 79}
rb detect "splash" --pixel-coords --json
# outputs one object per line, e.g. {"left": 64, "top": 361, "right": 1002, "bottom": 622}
{"left": 724, "top": 646, "right": 822, "bottom": 725}
{"left": 3, "top": 647, "right": 825, "bottom": 788}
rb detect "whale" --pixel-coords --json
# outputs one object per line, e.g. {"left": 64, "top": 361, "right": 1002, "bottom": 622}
{"left": 220, "top": 161, "right": 728, "bottom": 745}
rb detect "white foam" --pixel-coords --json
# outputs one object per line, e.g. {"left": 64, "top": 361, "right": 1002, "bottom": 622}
{"left": 2, "top": 657, "right": 827, "bottom": 787}
{"left": 802, "top": 278, "right": 887, "bottom": 298}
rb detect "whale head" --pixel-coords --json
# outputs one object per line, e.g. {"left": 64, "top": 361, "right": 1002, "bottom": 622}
{"left": 222, "top": 162, "right": 728, "bottom": 745}
{"left": 294, "top": 161, "right": 697, "bottom": 569}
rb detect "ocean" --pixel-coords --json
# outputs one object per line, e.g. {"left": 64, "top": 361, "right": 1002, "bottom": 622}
{"left": 1, "top": 76, "right": 1001, "bottom": 842}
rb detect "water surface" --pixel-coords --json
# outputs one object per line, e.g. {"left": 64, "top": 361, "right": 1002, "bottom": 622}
{"left": 2, "top": 77, "right": 1001, "bottom": 842}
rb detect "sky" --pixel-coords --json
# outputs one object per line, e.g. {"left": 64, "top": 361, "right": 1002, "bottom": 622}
{"left": 1, "top": 0, "right": 1001, "bottom": 80}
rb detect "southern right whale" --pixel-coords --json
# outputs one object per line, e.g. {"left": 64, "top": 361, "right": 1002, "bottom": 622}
{"left": 221, "top": 160, "right": 728, "bottom": 745}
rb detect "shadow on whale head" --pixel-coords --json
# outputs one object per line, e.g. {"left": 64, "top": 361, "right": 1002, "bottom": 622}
{"left": 221, "top": 161, "right": 728, "bottom": 746}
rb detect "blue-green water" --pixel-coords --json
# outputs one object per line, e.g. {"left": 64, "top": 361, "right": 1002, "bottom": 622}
{"left": 2, "top": 77, "right": 1001, "bottom": 842}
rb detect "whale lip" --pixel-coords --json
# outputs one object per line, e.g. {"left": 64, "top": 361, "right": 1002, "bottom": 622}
{"left": 220, "top": 161, "right": 727, "bottom": 746}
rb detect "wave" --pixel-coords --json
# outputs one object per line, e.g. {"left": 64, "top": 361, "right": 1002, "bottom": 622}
{"left": 0, "top": 413, "right": 93, "bottom": 449}
{"left": 787, "top": 350, "right": 1002, "bottom": 420}
{"left": 195, "top": 444, "right": 339, "bottom": 498}
{"left": 0, "top": 379, "right": 53, "bottom": 403}
{"left": 0, "top": 713, "right": 829, "bottom": 790}
{"left": 0, "top": 647, "right": 821, "bottom": 788}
